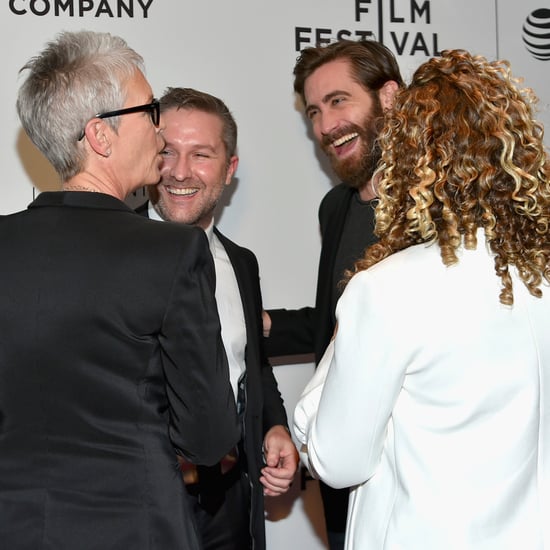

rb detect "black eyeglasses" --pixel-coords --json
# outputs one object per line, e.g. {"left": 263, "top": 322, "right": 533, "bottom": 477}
{"left": 78, "top": 98, "right": 160, "bottom": 141}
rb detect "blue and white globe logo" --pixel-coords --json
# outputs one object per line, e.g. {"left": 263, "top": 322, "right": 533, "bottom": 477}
{"left": 522, "top": 9, "right": 550, "bottom": 61}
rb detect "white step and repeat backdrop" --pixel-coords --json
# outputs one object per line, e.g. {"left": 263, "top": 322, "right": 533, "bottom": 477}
{"left": 1, "top": 1, "right": 549, "bottom": 548}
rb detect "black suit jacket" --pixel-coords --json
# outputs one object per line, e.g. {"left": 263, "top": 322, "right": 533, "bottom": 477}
{"left": 137, "top": 203, "right": 288, "bottom": 549}
{"left": 0, "top": 192, "right": 239, "bottom": 550}
{"left": 214, "top": 228, "right": 288, "bottom": 549}
{"left": 266, "top": 183, "right": 355, "bottom": 364}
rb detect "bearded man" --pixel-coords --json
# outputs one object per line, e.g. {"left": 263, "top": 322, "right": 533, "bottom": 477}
{"left": 263, "top": 39, "right": 403, "bottom": 550}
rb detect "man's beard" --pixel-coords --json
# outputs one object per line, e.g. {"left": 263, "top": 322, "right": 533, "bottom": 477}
{"left": 321, "top": 102, "right": 384, "bottom": 190}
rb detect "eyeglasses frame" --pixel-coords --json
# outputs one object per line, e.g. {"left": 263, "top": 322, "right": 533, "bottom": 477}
{"left": 77, "top": 98, "right": 160, "bottom": 141}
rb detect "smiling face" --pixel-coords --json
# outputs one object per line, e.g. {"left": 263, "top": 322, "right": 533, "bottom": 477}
{"left": 304, "top": 58, "right": 385, "bottom": 190}
{"left": 152, "top": 108, "right": 238, "bottom": 229}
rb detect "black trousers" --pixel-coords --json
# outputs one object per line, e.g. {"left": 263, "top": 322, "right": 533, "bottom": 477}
{"left": 320, "top": 481, "right": 349, "bottom": 550}
{"left": 187, "top": 467, "right": 251, "bottom": 550}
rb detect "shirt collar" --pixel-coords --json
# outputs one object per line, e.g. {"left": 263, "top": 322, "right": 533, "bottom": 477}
{"left": 148, "top": 201, "right": 163, "bottom": 221}
{"left": 204, "top": 218, "right": 215, "bottom": 244}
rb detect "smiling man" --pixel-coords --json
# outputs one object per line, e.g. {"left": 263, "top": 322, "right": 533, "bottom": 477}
{"left": 263, "top": 39, "right": 403, "bottom": 550}
{"left": 139, "top": 87, "right": 298, "bottom": 550}
{"left": 150, "top": 98, "right": 238, "bottom": 229}
{"left": 304, "top": 55, "right": 395, "bottom": 196}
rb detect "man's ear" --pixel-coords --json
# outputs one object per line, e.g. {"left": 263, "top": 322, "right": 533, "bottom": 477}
{"left": 224, "top": 155, "right": 239, "bottom": 186}
{"left": 82, "top": 118, "right": 113, "bottom": 158}
{"left": 379, "top": 80, "right": 400, "bottom": 111}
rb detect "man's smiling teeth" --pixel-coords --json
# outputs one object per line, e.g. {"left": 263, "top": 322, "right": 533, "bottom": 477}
{"left": 167, "top": 187, "right": 198, "bottom": 196}
{"left": 333, "top": 132, "right": 359, "bottom": 147}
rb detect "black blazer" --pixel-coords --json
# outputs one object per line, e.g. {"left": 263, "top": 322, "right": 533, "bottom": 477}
{"left": 137, "top": 203, "right": 288, "bottom": 549}
{"left": 266, "top": 184, "right": 355, "bottom": 364}
{"left": 0, "top": 192, "right": 240, "bottom": 550}
{"left": 214, "top": 228, "right": 288, "bottom": 550}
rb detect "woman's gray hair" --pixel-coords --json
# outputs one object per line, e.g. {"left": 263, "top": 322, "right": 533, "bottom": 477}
{"left": 16, "top": 30, "right": 145, "bottom": 181}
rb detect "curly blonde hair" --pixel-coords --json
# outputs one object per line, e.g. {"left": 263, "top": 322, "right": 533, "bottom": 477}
{"left": 349, "top": 49, "right": 550, "bottom": 305}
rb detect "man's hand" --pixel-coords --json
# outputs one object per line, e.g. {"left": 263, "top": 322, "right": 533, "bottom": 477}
{"left": 260, "top": 425, "right": 299, "bottom": 496}
{"left": 262, "top": 310, "right": 272, "bottom": 338}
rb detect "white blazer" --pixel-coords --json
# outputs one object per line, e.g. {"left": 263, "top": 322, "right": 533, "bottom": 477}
{"left": 294, "top": 234, "right": 550, "bottom": 550}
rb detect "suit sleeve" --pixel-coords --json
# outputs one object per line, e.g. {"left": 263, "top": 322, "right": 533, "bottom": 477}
{"left": 302, "top": 270, "right": 406, "bottom": 489}
{"left": 160, "top": 228, "right": 240, "bottom": 466}
{"left": 260, "top": 342, "right": 289, "bottom": 433}
{"left": 264, "top": 306, "right": 317, "bottom": 358}
{"left": 293, "top": 339, "right": 334, "bottom": 474}
{"left": 258, "top": 320, "right": 289, "bottom": 434}
{"left": 245, "top": 250, "right": 289, "bottom": 432}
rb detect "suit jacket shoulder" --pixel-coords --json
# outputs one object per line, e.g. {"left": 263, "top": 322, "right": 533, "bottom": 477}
{"left": 318, "top": 183, "right": 355, "bottom": 232}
